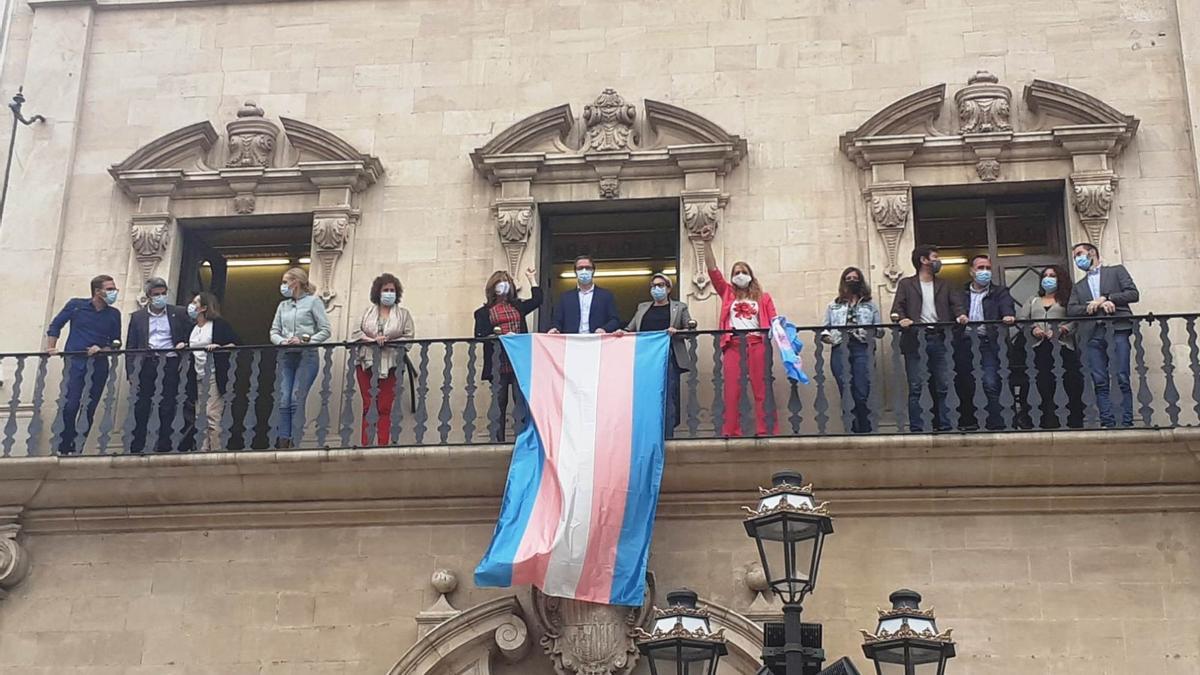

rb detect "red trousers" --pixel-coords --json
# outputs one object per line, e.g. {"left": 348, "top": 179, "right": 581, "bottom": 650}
{"left": 722, "top": 335, "right": 775, "bottom": 436}
{"left": 356, "top": 366, "right": 397, "bottom": 445}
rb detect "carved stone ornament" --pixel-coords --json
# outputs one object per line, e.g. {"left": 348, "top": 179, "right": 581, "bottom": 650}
{"left": 129, "top": 214, "right": 172, "bottom": 290}
{"left": 955, "top": 70, "right": 1013, "bottom": 134}
{"left": 226, "top": 101, "right": 278, "bottom": 168}
{"left": 584, "top": 88, "right": 638, "bottom": 152}
{"left": 312, "top": 213, "right": 355, "bottom": 306}
{"left": 683, "top": 194, "right": 721, "bottom": 300}
{"left": 868, "top": 189, "right": 911, "bottom": 288}
{"left": 599, "top": 177, "right": 620, "bottom": 199}
{"left": 532, "top": 584, "right": 653, "bottom": 675}
{"left": 0, "top": 513, "right": 29, "bottom": 601}
{"left": 233, "top": 194, "right": 256, "bottom": 214}
{"left": 495, "top": 202, "right": 534, "bottom": 281}
{"left": 1072, "top": 176, "right": 1116, "bottom": 246}
{"left": 976, "top": 158, "right": 1001, "bottom": 181}
{"left": 313, "top": 215, "right": 350, "bottom": 251}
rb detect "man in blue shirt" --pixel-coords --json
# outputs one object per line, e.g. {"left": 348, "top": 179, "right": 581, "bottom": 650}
{"left": 45, "top": 275, "right": 123, "bottom": 454}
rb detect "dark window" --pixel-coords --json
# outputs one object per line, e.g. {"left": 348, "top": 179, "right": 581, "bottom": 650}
{"left": 913, "top": 186, "right": 1067, "bottom": 307}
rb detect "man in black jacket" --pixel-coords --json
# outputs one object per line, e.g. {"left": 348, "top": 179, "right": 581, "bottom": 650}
{"left": 126, "top": 277, "right": 194, "bottom": 453}
{"left": 890, "top": 245, "right": 968, "bottom": 432}
{"left": 954, "top": 254, "right": 1017, "bottom": 430}
{"left": 1067, "top": 242, "right": 1140, "bottom": 427}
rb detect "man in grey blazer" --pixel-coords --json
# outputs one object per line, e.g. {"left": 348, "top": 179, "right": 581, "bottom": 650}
{"left": 617, "top": 273, "right": 693, "bottom": 436}
{"left": 1067, "top": 242, "right": 1140, "bottom": 427}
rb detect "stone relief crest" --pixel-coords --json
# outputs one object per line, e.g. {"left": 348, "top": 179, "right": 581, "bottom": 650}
{"left": 954, "top": 71, "right": 1013, "bottom": 134}
{"left": 584, "top": 89, "right": 638, "bottom": 152}
{"left": 226, "top": 101, "right": 278, "bottom": 168}
{"left": 531, "top": 581, "right": 653, "bottom": 675}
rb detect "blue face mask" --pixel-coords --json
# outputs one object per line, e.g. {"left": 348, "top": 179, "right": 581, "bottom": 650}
{"left": 1074, "top": 254, "right": 1092, "bottom": 272}
{"left": 650, "top": 286, "right": 668, "bottom": 302}
{"left": 187, "top": 303, "right": 200, "bottom": 320}
{"left": 1041, "top": 277, "right": 1058, "bottom": 293}
{"left": 280, "top": 283, "right": 292, "bottom": 298}
{"left": 103, "top": 290, "right": 119, "bottom": 306}
{"left": 576, "top": 269, "right": 594, "bottom": 285}
{"left": 380, "top": 291, "right": 397, "bottom": 307}
{"left": 149, "top": 294, "right": 168, "bottom": 310}
{"left": 974, "top": 269, "right": 992, "bottom": 285}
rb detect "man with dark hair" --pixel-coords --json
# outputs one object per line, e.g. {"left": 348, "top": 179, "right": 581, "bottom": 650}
{"left": 45, "top": 274, "right": 123, "bottom": 454}
{"left": 890, "top": 245, "right": 967, "bottom": 431}
{"left": 549, "top": 255, "right": 621, "bottom": 334}
{"left": 1067, "top": 242, "right": 1140, "bottom": 427}
{"left": 126, "top": 276, "right": 194, "bottom": 452}
{"left": 953, "top": 253, "right": 1016, "bottom": 430}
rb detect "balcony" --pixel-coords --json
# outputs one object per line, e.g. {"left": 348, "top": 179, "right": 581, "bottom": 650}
{"left": 2, "top": 314, "right": 1198, "bottom": 458}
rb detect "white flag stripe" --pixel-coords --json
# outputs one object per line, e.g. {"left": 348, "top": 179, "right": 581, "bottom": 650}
{"left": 540, "top": 336, "right": 602, "bottom": 598}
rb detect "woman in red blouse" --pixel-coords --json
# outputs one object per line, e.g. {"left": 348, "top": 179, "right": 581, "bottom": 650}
{"left": 704, "top": 240, "right": 778, "bottom": 436}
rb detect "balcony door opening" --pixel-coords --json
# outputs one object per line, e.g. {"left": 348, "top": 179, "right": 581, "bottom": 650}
{"left": 176, "top": 215, "right": 313, "bottom": 450}
{"left": 538, "top": 199, "right": 680, "bottom": 332}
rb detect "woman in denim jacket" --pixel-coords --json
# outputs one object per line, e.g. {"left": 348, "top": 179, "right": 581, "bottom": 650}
{"left": 821, "top": 267, "right": 882, "bottom": 433}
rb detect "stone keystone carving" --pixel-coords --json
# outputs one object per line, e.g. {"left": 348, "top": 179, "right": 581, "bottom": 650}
{"left": 584, "top": 89, "right": 638, "bottom": 152}
{"left": 683, "top": 194, "right": 721, "bottom": 300}
{"left": 226, "top": 101, "right": 279, "bottom": 168}
{"left": 868, "top": 188, "right": 911, "bottom": 288}
{"left": 495, "top": 201, "right": 534, "bottom": 281}
{"left": 532, "top": 585, "right": 652, "bottom": 675}
{"left": 1071, "top": 175, "right": 1116, "bottom": 246}
{"left": 955, "top": 71, "right": 1013, "bottom": 135}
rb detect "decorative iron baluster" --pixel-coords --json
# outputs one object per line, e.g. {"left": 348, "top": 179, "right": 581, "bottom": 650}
{"left": 314, "top": 346, "right": 335, "bottom": 448}
{"left": 218, "top": 350, "right": 239, "bottom": 451}
{"left": 994, "top": 325, "right": 1014, "bottom": 429}
{"left": 710, "top": 333, "right": 725, "bottom": 437}
{"left": 390, "top": 351, "right": 411, "bottom": 446}
{"left": 191, "top": 356, "right": 211, "bottom": 453}
{"left": 1050, "top": 325, "right": 1070, "bottom": 429}
{"left": 1078, "top": 321, "right": 1100, "bottom": 429}
{"left": 1132, "top": 320, "right": 1153, "bottom": 426}
{"left": 437, "top": 342, "right": 455, "bottom": 444}
{"left": 94, "top": 352, "right": 121, "bottom": 455}
{"left": 144, "top": 355, "right": 166, "bottom": 450}
{"left": 1187, "top": 317, "right": 1200, "bottom": 424}
{"left": 26, "top": 355, "right": 50, "bottom": 454}
{"left": 888, "top": 327, "right": 906, "bottom": 432}
{"left": 866, "top": 340, "right": 881, "bottom": 434}
{"left": 684, "top": 335, "right": 700, "bottom": 438}
{"left": 414, "top": 343, "right": 431, "bottom": 444}
{"left": 763, "top": 331, "right": 777, "bottom": 436}
{"left": 914, "top": 328, "right": 933, "bottom": 433}
{"left": 1104, "top": 321, "right": 1126, "bottom": 428}
{"left": 242, "top": 349, "right": 263, "bottom": 450}
{"left": 786, "top": 381, "right": 802, "bottom": 435}
{"left": 1019, "top": 324, "right": 1040, "bottom": 430}
{"left": 1, "top": 356, "right": 23, "bottom": 457}
{"left": 76, "top": 356, "right": 102, "bottom": 454}
{"left": 170, "top": 354, "right": 191, "bottom": 451}
{"left": 811, "top": 332, "right": 829, "bottom": 435}
{"left": 122, "top": 355, "right": 144, "bottom": 454}
{"left": 463, "top": 341, "right": 478, "bottom": 444}
{"left": 1158, "top": 317, "right": 1181, "bottom": 427}
{"left": 941, "top": 326, "right": 962, "bottom": 432}
{"left": 337, "top": 347, "right": 358, "bottom": 448}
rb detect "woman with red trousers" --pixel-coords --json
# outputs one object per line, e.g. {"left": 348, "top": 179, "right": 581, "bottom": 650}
{"left": 352, "top": 273, "right": 414, "bottom": 445}
{"left": 704, "top": 240, "right": 778, "bottom": 436}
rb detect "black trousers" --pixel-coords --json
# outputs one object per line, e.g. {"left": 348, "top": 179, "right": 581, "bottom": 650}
{"left": 130, "top": 356, "right": 194, "bottom": 453}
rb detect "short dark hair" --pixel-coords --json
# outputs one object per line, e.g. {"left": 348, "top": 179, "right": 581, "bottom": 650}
{"left": 90, "top": 274, "right": 114, "bottom": 294}
{"left": 911, "top": 245, "right": 938, "bottom": 271}
{"left": 970, "top": 254, "right": 990, "bottom": 268}
{"left": 574, "top": 255, "right": 595, "bottom": 270}
{"left": 370, "top": 273, "right": 403, "bottom": 305}
{"left": 1072, "top": 242, "right": 1098, "bottom": 256}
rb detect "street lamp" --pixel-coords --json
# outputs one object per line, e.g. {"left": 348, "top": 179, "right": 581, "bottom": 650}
{"left": 635, "top": 588, "right": 728, "bottom": 675}
{"left": 0, "top": 87, "right": 45, "bottom": 226}
{"left": 743, "top": 470, "right": 834, "bottom": 675}
{"left": 860, "top": 589, "right": 956, "bottom": 675}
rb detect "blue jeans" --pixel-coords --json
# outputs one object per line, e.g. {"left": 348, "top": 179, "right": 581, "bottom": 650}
{"left": 276, "top": 350, "right": 320, "bottom": 441}
{"left": 58, "top": 355, "right": 110, "bottom": 454}
{"left": 830, "top": 340, "right": 872, "bottom": 433}
{"left": 904, "top": 334, "right": 951, "bottom": 432}
{"left": 1086, "top": 329, "right": 1133, "bottom": 427}
{"left": 954, "top": 334, "right": 1003, "bottom": 430}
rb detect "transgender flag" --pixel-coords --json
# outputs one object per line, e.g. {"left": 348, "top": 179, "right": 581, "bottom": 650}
{"left": 475, "top": 331, "right": 670, "bottom": 606}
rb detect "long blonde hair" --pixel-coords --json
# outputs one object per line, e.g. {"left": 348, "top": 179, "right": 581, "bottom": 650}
{"left": 284, "top": 267, "right": 317, "bottom": 296}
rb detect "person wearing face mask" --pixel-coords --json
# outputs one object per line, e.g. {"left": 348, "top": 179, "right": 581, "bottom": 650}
{"left": 1013, "top": 266, "right": 1084, "bottom": 429}
{"left": 952, "top": 254, "right": 1016, "bottom": 431}
{"left": 820, "top": 267, "right": 882, "bottom": 434}
{"left": 702, "top": 240, "right": 778, "bottom": 437}
{"left": 125, "top": 277, "right": 195, "bottom": 453}
{"left": 351, "top": 273, "right": 415, "bottom": 446}
{"left": 185, "top": 292, "right": 240, "bottom": 451}
{"left": 890, "top": 245, "right": 968, "bottom": 432}
{"left": 548, "top": 255, "right": 621, "bottom": 334}
{"left": 615, "top": 273, "right": 694, "bottom": 436}
{"left": 475, "top": 268, "right": 542, "bottom": 441}
{"left": 46, "top": 274, "right": 123, "bottom": 454}
{"left": 269, "top": 267, "right": 331, "bottom": 449}
{"left": 1067, "top": 242, "right": 1140, "bottom": 428}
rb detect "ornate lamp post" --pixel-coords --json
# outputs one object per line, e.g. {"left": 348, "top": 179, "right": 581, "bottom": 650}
{"left": 743, "top": 470, "right": 834, "bottom": 675}
{"left": 0, "top": 87, "right": 45, "bottom": 226}
{"left": 860, "top": 589, "right": 956, "bottom": 675}
{"left": 635, "top": 588, "right": 728, "bottom": 675}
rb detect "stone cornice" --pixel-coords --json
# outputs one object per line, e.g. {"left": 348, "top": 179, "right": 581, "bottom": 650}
{"left": 3, "top": 430, "right": 1199, "bottom": 533}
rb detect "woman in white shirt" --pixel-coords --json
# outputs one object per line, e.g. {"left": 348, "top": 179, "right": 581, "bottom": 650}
{"left": 186, "top": 292, "right": 239, "bottom": 451}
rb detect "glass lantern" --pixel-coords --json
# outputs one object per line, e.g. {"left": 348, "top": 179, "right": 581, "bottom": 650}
{"left": 860, "top": 589, "right": 956, "bottom": 675}
{"left": 636, "top": 589, "right": 728, "bottom": 675}
{"left": 742, "top": 470, "right": 835, "bottom": 606}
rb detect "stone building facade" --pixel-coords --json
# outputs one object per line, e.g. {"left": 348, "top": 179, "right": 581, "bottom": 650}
{"left": 0, "top": 0, "right": 1198, "bottom": 673}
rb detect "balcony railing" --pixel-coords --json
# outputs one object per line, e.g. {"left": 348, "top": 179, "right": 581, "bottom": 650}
{"left": 2, "top": 314, "right": 1197, "bottom": 457}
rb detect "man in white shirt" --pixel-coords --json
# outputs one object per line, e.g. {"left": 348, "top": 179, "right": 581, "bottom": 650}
{"left": 549, "top": 255, "right": 621, "bottom": 334}
{"left": 126, "top": 277, "right": 195, "bottom": 453}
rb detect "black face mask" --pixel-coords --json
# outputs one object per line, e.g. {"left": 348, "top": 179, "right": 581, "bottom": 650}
{"left": 845, "top": 279, "right": 863, "bottom": 294}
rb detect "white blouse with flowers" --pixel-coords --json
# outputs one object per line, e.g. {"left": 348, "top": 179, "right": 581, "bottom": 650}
{"left": 730, "top": 299, "right": 760, "bottom": 330}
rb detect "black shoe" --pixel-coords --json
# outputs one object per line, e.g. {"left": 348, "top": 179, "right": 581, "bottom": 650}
{"left": 275, "top": 438, "right": 293, "bottom": 449}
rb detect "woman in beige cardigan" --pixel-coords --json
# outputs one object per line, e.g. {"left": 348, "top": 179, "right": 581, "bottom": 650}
{"left": 351, "top": 273, "right": 415, "bottom": 445}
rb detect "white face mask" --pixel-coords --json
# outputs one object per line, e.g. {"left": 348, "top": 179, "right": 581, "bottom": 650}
{"left": 494, "top": 281, "right": 511, "bottom": 296}
{"left": 731, "top": 273, "right": 752, "bottom": 289}
{"left": 379, "top": 291, "right": 397, "bottom": 307}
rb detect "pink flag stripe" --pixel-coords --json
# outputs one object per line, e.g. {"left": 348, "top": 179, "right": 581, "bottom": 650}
{"left": 572, "top": 335, "right": 637, "bottom": 602}
{"left": 510, "top": 335, "right": 567, "bottom": 587}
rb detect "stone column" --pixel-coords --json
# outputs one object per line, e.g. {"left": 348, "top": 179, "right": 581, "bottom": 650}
{"left": 0, "top": 3, "right": 94, "bottom": 352}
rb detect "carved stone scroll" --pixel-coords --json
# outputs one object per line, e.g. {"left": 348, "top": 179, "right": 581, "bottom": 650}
{"left": 495, "top": 199, "right": 535, "bottom": 281}
{"left": 1071, "top": 174, "right": 1116, "bottom": 246}
{"left": 584, "top": 89, "right": 638, "bottom": 152}
{"left": 532, "top": 585, "right": 652, "bottom": 675}
{"left": 0, "top": 508, "right": 29, "bottom": 602}
{"left": 130, "top": 212, "right": 172, "bottom": 290}
{"left": 955, "top": 70, "right": 1013, "bottom": 134}
{"left": 312, "top": 208, "right": 354, "bottom": 307}
{"left": 682, "top": 190, "right": 721, "bottom": 301}
{"left": 867, "top": 185, "right": 911, "bottom": 289}
{"left": 226, "top": 101, "right": 278, "bottom": 168}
